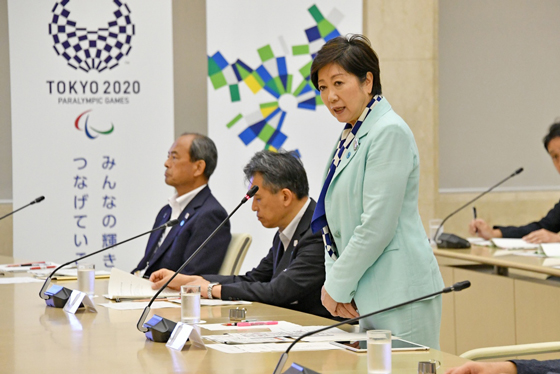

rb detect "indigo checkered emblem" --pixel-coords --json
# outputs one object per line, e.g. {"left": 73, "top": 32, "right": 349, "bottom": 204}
{"left": 48, "top": 0, "right": 135, "bottom": 73}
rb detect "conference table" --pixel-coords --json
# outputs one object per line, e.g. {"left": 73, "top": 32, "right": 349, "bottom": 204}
{"left": 0, "top": 258, "right": 469, "bottom": 374}
{"left": 434, "top": 245, "right": 560, "bottom": 278}
{"left": 434, "top": 245, "right": 560, "bottom": 357}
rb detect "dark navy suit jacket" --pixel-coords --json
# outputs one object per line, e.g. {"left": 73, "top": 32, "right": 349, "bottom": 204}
{"left": 204, "top": 200, "right": 331, "bottom": 318}
{"left": 496, "top": 198, "right": 560, "bottom": 238}
{"left": 133, "top": 186, "right": 231, "bottom": 278}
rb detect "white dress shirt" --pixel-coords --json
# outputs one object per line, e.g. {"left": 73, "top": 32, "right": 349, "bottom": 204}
{"left": 278, "top": 198, "right": 310, "bottom": 251}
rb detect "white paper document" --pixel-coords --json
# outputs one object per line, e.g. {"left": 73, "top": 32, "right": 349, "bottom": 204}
{"left": 207, "top": 342, "right": 339, "bottom": 353}
{"left": 204, "top": 331, "right": 293, "bottom": 344}
{"left": 541, "top": 243, "right": 560, "bottom": 258}
{"left": 0, "top": 277, "right": 44, "bottom": 284}
{"left": 491, "top": 238, "right": 540, "bottom": 250}
{"left": 105, "top": 268, "right": 179, "bottom": 299}
{"left": 467, "top": 237, "right": 493, "bottom": 246}
{"left": 30, "top": 268, "right": 111, "bottom": 279}
{"left": 169, "top": 299, "right": 252, "bottom": 306}
{"left": 202, "top": 321, "right": 301, "bottom": 332}
{"left": 0, "top": 262, "right": 60, "bottom": 273}
{"left": 98, "top": 301, "right": 181, "bottom": 310}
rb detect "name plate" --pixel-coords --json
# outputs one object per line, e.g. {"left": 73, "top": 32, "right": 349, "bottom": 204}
{"left": 63, "top": 290, "right": 97, "bottom": 314}
{"left": 166, "top": 323, "right": 206, "bottom": 351}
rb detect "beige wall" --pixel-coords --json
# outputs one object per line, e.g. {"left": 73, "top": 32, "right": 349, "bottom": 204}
{"left": 364, "top": 0, "right": 438, "bottom": 229}
{"left": 365, "top": 0, "right": 559, "bottom": 236}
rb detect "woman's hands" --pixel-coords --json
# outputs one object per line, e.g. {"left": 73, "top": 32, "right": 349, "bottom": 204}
{"left": 321, "top": 286, "right": 359, "bottom": 319}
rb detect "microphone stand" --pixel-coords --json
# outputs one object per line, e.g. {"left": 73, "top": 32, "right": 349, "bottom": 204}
{"left": 272, "top": 281, "right": 472, "bottom": 374}
{"left": 39, "top": 219, "right": 179, "bottom": 307}
{"left": 136, "top": 186, "right": 258, "bottom": 342}
{"left": 0, "top": 196, "right": 45, "bottom": 221}
{"left": 435, "top": 168, "right": 523, "bottom": 248}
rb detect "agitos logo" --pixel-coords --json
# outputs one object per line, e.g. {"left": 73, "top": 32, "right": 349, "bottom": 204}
{"left": 75, "top": 110, "right": 115, "bottom": 139}
{"left": 48, "top": 0, "right": 135, "bottom": 73}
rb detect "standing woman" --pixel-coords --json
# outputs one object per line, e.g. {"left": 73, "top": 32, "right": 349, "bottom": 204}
{"left": 310, "top": 34, "right": 444, "bottom": 348}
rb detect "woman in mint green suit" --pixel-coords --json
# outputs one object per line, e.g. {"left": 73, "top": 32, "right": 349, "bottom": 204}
{"left": 310, "top": 34, "right": 444, "bottom": 348}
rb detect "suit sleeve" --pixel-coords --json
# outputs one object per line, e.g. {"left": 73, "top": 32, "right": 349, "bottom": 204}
{"left": 496, "top": 199, "right": 560, "bottom": 238}
{"left": 180, "top": 206, "right": 231, "bottom": 275}
{"left": 510, "top": 359, "right": 560, "bottom": 374}
{"left": 212, "top": 230, "right": 325, "bottom": 306}
{"left": 325, "top": 125, "right": 414, "bottom": 303}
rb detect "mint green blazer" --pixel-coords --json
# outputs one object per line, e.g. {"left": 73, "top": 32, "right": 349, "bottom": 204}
{"left": 322, "top": 98, "right": 444, "bottom": 347}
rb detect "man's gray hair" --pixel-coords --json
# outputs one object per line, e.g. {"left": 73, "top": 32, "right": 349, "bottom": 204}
{"left": 243, "top": 150, "right": 309, "bottom": 199}
{"left": 181, "top": 133, "right": 218, "bottom": 179}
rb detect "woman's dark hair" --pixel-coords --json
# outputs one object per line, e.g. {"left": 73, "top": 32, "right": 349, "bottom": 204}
{"left": 543, "top": 121, "right": 560, "bottom": 151}
{"left": 310, "top": 34, "right": 382, "bottom": 95}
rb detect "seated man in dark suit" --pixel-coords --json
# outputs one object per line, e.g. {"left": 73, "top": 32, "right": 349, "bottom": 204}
{"left": 149, "top": 150, "right": 330, "bottom": 318}
{"left": 469, "top": 122, "right": 560, "bottom": 244}
{"left": 133, "top": 133, "right": 231, "bottom": 278}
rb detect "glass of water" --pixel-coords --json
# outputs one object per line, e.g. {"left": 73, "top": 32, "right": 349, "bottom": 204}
{"left": 77, "top": 263, "right": 95, "bottom": 295}
{"left": 367, "top": 330, "right": 391, "bottom": 374}
{"left": 180, "top": 285, "right": 201, "bottom": 323}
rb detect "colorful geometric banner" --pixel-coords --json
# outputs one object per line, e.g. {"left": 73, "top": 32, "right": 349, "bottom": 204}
{"left": 207, "top": 1, "right": 362, "bottom": 272}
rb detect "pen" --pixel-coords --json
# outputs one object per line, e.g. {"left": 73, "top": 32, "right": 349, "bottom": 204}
{"left": 473, "top": 206, "right": 478, "bottom": 234}
{"left": 222, "top": 321, "right": 278, "bottom": 327}
{"left": 29, "top": 265, "right": 56, "bottom": 270}
{"left": 237, "top": 321, "right": 278, "bottom": 327}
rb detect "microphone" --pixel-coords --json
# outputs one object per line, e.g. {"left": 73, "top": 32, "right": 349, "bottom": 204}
{"left": 136, "top": 185, "right": 259, "bottom": 342}
{"left": 435, "top": 168, "right": 524, "bottom": 249}
{"left": 38, "top": 219, "right": 179, "bottom": 308}
{"left": 0, "top": 196, "right": 45, "bottom": 221}
{"left": 273, "top": 281, "right": 472, "bottom": 374}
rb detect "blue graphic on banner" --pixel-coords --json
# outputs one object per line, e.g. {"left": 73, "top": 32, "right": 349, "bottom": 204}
{"left": 48, "top": 0, "right": 135, "bottom": 73}
{"left": 207, "top": 4, "right": 342, "bottom": 151}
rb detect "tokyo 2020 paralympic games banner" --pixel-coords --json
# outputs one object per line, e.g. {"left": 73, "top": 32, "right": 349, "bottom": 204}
{"left": 8, "top": 0, "right": 174, "bottom": 271}
{"left": 207, "top": 1, "right": 362, "bottom": 272}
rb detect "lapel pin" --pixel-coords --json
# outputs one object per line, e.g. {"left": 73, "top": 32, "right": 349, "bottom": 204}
{"left": 346, "top": 151, "right": 351, "bottom": 159}
{"left": 353, "top": 139, "right": 358, "bottom": 151}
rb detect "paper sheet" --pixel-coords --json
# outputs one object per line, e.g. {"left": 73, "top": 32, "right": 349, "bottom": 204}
{"left": 467, "top": 237, "right": 493, "bottom": 246}
{"left": 202, "top": 321, "right": 301, "bottom": 331}
{"left": 169, "top": 299, "right": 252, "bottom": 306}
{"left": 98, "top": 301, "right": 181, "bottom": 310}
{"left": 541, "top": 243, "right": 560, "bottom": 257}
{"left": 30, "top": 268, "right": 111, "bottom": 280}
{"left": 0, "top": 262, "right": 60, "bottom": 273}
{"left": 491, "top": 238, "right": 540, "bottom": 250}
{"left": 0, "top": 277, "right": 44, "bottom": 284}
{"left": 105, "top": 268, "right": 179, "bottom": 299}
{"left": 207, "top": 342, "right": 340, "bottom": 353}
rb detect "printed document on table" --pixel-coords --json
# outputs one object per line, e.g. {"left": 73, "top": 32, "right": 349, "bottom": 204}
{"left": 202, "top": 321, "right": 301, "bottom": 332}
{"left": 0, "top": 277, "right": 44, "bottom": 284}
{"left": 207, "top": 342, "right": 339, "bottom": 353}
{"left": 31, "top": 268, "right": 111, "bottom": 280}
{"left": 541, "top": 243, "right": 560, "bottom": 258}
{"left": 169, "top": 299, "right": 252, "bottom": 306}
{"left": 104, "top": 268, "right": 179, "bottom": 299}
{"left": 99, "top": 301, "right": 181, "bottom": 310}
{"left": 491, "top": 238, "right": 540, "bottom": 250}
{"left": 467, "top": 237, "right": 493, "bottom": 247}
